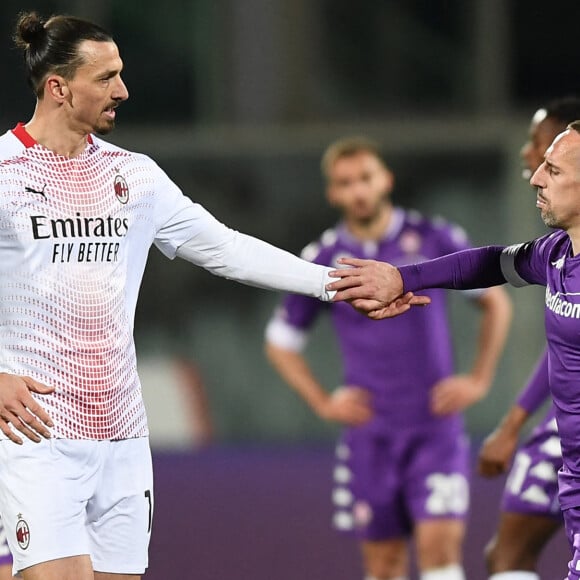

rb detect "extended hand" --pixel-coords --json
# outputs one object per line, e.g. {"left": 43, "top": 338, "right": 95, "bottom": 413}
{"left": 0, "top": 373, "right": 54, "bottom": 444}
{"left": 327, "top": 257, "right": 430, "bottom": 319}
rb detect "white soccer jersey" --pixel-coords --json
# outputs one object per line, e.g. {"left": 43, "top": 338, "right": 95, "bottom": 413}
{"left": 0, "top": 124, "right": 331, "bottom": 440}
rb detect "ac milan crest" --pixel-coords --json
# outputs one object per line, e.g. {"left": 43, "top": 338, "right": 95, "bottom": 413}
{"left": 114, "top": 175, "right": 129, "bottom": 204}
{"left": 16, "top": 517, "right": 30, "bottom": 550}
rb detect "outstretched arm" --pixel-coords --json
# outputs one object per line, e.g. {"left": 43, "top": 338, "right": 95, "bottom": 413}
{"left": 327, "top": 246, "right": 507, "bottom": 319}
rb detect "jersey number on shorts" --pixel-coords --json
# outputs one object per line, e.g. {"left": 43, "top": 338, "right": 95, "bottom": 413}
{"left": 425, "top": 473, "right": 469, "bottom": 515}
{"left": 506, "top": 452, "right": 532, "bottom": 495}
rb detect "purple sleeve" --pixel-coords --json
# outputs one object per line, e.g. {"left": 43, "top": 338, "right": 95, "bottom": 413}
{"left": 516, "top": 349, "right": 550, "bottom": 414}
{"left": 399, "top": 246, "right": 507, "bottom": 292}
{"left": 280, "top": 292, "right": 325, "bottom": 329}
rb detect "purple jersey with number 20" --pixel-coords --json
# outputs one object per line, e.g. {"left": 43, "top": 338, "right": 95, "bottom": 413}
{"left": 268, "top": 208, "right": 481, "bottom": 538}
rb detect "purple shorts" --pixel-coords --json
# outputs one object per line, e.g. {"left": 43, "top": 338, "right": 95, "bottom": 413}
{"left": 332, "top": 425, "right": 470, "bottom": 540}
{"left": 501, "top": 416, "right": 562, "bottom": 520}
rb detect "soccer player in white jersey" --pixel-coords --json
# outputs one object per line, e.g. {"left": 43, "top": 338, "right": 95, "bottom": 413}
{"left": 0, "top": 11, "right": 429, "bottom": 580}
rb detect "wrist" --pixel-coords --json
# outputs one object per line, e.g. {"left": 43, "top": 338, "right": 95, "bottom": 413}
{"left": 499, "top": 406, "right": 528, "bottom": 434}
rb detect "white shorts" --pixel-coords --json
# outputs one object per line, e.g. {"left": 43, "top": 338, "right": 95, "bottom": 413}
{"left": 0, "top": 437, "right": 153, "bottom": 575}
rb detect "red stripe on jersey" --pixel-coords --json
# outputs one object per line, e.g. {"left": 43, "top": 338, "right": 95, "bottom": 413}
{"left": 11, "top": 123, "right": 94, "bottom": 148}
{"left": 12, "top": 123, "right": 36, "bottom": 147}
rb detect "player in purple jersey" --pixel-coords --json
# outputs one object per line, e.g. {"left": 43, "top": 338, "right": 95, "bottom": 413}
{"left": 326, "top": 120, "right": 580, "bottom": 580}
{"left": 478, "top": 98, "right": 580, "bottom": 580}
{"left": 265, "top": 137, "right": 512, "bottom": 580}
{"left": 0, "top": 12, "right": 429, "bottom": 580}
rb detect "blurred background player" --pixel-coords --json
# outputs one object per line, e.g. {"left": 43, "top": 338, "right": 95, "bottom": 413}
{"left": 264, "top": 137, "right": 512, "bottom": 580}
{"left": 478, "top": 96, "right": 580, "bottom": 580}
{"left": 0, "top": 520, "right": 12, "bottom": 580}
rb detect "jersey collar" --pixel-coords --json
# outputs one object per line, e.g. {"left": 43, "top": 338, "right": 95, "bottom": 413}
{"left": 11, "top": 122, "right": 94, "bottom": 148}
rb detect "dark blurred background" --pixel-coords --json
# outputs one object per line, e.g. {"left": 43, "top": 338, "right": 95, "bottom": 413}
{"left": 2, "top": 1, "right": 577, "bottom": 576}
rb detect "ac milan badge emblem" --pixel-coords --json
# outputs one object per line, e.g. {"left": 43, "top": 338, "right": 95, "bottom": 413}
{"left": 16, "top": 517, "right": 30, "bottom": 550}
{"left": 114, "top": 175, "right": 129, "bottom": 204}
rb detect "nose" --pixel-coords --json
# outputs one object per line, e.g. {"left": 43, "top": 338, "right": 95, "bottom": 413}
{"left": 113, "top": 76, "right": 129, "bottom": 102}
{"left": 530, "top": 164, "right": 544, "bottom": 188}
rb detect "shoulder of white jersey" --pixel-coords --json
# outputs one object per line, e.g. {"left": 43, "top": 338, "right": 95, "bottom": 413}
{"left": 299, "top": 227, "right": 339, "bottom": 262}
{"left": 0, "top": 129, "right": 28, "bottom": 162}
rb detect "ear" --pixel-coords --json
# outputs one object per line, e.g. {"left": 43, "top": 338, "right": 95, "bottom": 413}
{"left": 45, "top": 75, "right": 70, "bottom": 104}
{"left": 383, "top": 167, "right": 395, "bottom": 195}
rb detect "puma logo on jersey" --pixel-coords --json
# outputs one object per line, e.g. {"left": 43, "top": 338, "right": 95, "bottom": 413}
{"left": 25, "top": 184, "right": 47, "bottom": 200}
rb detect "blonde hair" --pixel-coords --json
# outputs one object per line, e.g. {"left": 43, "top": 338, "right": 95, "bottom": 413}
{"left": 321, "top": 136, "right": 386, "bottom": 182}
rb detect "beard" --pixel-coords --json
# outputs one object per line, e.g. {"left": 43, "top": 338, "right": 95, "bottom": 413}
{"left": 349, "top": 199, "right": 386, "bottom": 225}
{"left": 541, "top": 208, "right": 560, "bottom": 229}
{"left": 94, "top": 119, "right": 116, "bottom": 135}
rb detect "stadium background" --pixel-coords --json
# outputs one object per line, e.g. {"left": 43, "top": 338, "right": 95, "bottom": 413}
{"left": 0, "top": 0, "right": 576, "bottom": 577}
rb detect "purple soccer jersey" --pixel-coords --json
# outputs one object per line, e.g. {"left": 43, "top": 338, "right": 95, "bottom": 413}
{"left": 274, "top": 208, "right": 478, "bottom": 432}
{"left": 490, "top": 230, "right": 580, "bottom": 578}
{"left": 268, "top": 208, "right": 479, "bottom": 538}
{"left": 502, "top": 231, "right": 580, "bottom": 511}
{"left": 399, "top": 230, "right": 580, "bottom": 576}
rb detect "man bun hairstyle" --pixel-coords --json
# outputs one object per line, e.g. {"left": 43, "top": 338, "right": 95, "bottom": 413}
{"left": 13, "top": 11, "right": 113, "bottom": 97}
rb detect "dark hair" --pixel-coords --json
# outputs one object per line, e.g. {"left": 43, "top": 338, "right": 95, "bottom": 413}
{"left": 568, "top": 120, "right": 580, "bottom": 134}
{"left": 13, "top": 11, "right": 113, "bottom": 97}
{"left": 544, "top": 97, "right": 580, "bottom": 128}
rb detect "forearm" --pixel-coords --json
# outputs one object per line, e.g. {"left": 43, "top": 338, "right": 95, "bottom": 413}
{"left": 265, "top": 343, "right": 329, "bottom": 415}
{"left": 177, "top": 230, "right": 334, "bottom": 301}
{"left": 400, "top": 246, "right": 507, "bottom": 292}
{"left": 496, "top": 404, "right": 530, "bottom": 437}
{"left": 470, "top": 286, "right": 513, "bottom": 392}
{"left": 516, "top": 349, "right": 550, "bottom": 414}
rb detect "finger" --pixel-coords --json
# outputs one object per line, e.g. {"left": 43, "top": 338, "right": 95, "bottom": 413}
{"left": 328, "top": 267, "right": 363, "bottom": 279}
{"left": 367, "top": 306, "right": 406, "bottom": 319}
{"left": 337, "top": 257, "right": 371, "bottom": 267}
{"left": 328, "top": 277, "right": 364, "bottom": 292}
{"left": 22, "top": 376, "right": 55, "bottom": 395}
{"left": 23, "top": 398, "right": 54, "bottom": 428}
{"left": 18, "top": 409, "right": 52, "bottom": 439}
{"left": 332, "top": 287, "right": 370, "bottom": 302}
{"left": 1, "top": 411, "right": 40, "bottom": 443}
{"left": 409, "top": 295, "right": 431, "bottom": 305}
{"left": 351, "top": 298, "right": 384, "bottom": 311}
{"left": 0, "top": 419, "right": 23, "bottom": 445}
